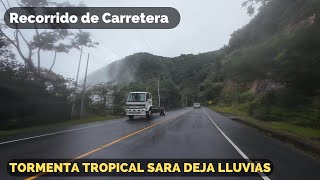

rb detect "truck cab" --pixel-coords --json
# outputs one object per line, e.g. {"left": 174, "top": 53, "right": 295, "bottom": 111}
{"left": 125, "top": 92, "right": 153, "bottom": 120}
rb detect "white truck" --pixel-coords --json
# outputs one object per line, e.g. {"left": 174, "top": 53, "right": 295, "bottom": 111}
{"left": 125, "top": 92, "right": 165, "bottom": 120}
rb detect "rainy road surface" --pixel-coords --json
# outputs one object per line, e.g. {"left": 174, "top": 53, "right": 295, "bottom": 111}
{"left": 0, "top": 108, "right": 319, "bottom": 180}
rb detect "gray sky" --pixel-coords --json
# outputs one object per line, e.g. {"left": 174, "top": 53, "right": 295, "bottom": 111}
{"left": 1, "top": 0, "right": 251, "bottom": 79}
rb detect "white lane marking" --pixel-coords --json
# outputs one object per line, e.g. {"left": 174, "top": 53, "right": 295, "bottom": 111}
{"left": 0, "top": 109, "right": 190, "bottom": 145}
{"left": 0, "top": 120, "right": 125, "bottom": 145}
{"left": 203, "top": 108, "right": 271, "bottom": 180}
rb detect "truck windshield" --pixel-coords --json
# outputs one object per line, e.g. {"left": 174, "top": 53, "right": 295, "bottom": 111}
{"left": 127, "top": 93, "right": 146, "bottom": 102}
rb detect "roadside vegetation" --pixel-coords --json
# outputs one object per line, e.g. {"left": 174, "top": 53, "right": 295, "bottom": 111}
{"left": 210, "top": 105, "right": 320, "bottom": 144}
{"left": 0, "top": 0, "right": 119, "bottom": 131}
{"left": 205, "top": 0, "right": 320, "bottom": 143}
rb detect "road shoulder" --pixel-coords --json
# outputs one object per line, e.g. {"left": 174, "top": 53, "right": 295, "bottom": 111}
{"left": 209, "top": 106, "right": 320, "bottom": 158}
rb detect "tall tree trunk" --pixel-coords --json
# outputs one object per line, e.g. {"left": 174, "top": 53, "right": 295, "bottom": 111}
{"left": 37, "top": 47, "right": 41, "bottom": 75}
{"left": 103, "top": 96, "right": 107, "bottom": 110}
{"left": 49, "top": 51, "right": 57, "bottom": 71}
{"left": 0, "top": 0, "right": 35, "bottom": 73}
{"left": 71, "top": 46, "right": 83, "bottom": 118}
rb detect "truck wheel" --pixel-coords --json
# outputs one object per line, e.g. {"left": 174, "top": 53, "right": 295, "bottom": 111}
{"left": 146, "top": 109, "right": 153, "bottom": 120}
{"left": 160, "top": 109, "right": 166, "bottom": 116}
{"left": 128, "top": 115, "right": 134, "bottom": 120}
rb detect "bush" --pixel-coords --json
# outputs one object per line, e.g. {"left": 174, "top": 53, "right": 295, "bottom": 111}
{"left": 239, "top": 91, "right": 256, "bottom": 104}
{"left": 0, "top": 60, "right": 74, "bottom": 130}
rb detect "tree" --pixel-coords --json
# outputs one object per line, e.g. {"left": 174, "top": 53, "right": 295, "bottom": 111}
{"left": 70, "top": 30, "right": 98, "bottom": 117}
{"left": 89, "top": 81, "right": 114, "bottom": 112}
{"left": 31, "top": 29, "right": 74, "bottom": 72}
{"left": 71, "top": 30, "right": 98, "bottom": 84}
{"left": 71, "top": 30, "right": 99, "bottom": 50}
{"left": 157, "top": 79, "right": 181, "bottom": 109}
{"left": 0, "top": 0, "right": 92, "bottom": 75}
{"left": 242, "top": 0, "right": 270, "bottom": 16}
{"left": 110, "top": 85, "right": 126, "bottom": 114}
{"left": 0, "top": 0, "right": 88, "bottom": 128}
{"left": 0, "top": 0, "right": 52, "bottom": 72}
{"left": 0, "top": 32, "right": 16, "bottom": 81}
{"left": 0, "top": 51, "right": 75, "bottom": 129}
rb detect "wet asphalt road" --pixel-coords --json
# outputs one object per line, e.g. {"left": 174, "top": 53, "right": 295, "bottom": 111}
{"left": 0, "top": 108, "right": 319, "bottom": 180}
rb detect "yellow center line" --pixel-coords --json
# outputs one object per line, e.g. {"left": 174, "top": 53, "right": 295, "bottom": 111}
{"left": 25, "top": 109, "right": 191, "bottom": 180}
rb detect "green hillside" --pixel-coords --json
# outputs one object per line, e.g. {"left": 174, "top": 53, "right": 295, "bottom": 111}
{"left": 87, "top": 0, "right": 320, "bottom": 129}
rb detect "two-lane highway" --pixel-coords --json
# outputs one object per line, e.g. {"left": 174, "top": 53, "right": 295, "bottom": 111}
{"left": 0, "top": 108, "right": 319, "bottom": 180}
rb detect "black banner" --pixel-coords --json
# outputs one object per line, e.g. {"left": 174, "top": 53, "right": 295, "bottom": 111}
{"left": 4, "top": 7, "right": 181, "bottom": 29}
{"left": 7, "top": 159, "right": 273, "bottom": 177}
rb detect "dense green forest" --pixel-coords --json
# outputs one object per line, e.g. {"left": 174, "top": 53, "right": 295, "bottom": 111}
{"left": 1, "top": 0, "right": 320, "bottom": 132}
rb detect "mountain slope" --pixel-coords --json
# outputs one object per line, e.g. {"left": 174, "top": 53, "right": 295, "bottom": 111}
{"left": 86, "top": 51, "right": 223, "bottom": 88}
{"left": 86, "top": 0, "right": 320, "bottom": 128}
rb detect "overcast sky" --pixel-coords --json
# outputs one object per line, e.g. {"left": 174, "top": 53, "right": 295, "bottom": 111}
{"left": 1, "top": 0, "right": 252, "bottom": 79}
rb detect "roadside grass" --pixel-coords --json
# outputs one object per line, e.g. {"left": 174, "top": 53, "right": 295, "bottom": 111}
{"left": 210, "top": 106, "right": 320, "bottom": 144}
{"left": 0, "top": 115, "right": 123, "bottom": 138}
